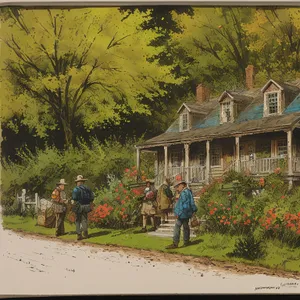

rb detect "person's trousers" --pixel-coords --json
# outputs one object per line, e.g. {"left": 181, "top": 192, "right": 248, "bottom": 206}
{"left": 173, "top": 218, "right": 190, "bottom": 245}
{"left": 76, "top": 211, "right": 88, "bottom": 235}
{"left": 55, "top": 212, "right": 66, "bottom": 236}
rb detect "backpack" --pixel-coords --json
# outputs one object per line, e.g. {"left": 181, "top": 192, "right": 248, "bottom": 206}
{"left": 78, "top": 186, "right": 93, "bottom": 204}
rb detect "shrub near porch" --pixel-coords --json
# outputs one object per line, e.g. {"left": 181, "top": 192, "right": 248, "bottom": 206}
{"left": 66, "top": 166, "right": 147, "bottom": 229}
{"left": 197, "top": 170, "right": 300, "bottom": 247}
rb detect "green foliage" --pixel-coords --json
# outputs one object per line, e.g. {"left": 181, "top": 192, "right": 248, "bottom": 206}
{"left": 0, "top": 8, "right": 183, "bottom": 148}
{"left": 1, "top": 196, "right": 20, "bottom": 216}
{"left": 228, "top": 234, "right": 266, "bottom": 260}
{"left": 1, "top": 138, "right": 137, "bottom": 200}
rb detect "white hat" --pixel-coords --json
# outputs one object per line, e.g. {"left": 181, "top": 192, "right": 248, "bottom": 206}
{"left": 75, "top": 175, "right": 88, "bottom": 183}
{"left": 57, "top": 179, "right": 68, "bottom": 185}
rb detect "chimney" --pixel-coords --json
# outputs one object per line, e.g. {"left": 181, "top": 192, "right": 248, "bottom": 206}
{"left": 196, "top": 84, "right": 210, "bottom": 103}
{"left": 245, "top": 65, "right": 255, "bottom": 89}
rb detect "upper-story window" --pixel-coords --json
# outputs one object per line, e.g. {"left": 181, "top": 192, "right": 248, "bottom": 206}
{"left": 182, "top": 113, "right": 188, "bottom": 131}
{"left": 267, "top": 92, "right": 279, "bottom": 114}
{"left": 261, "top": 80, "right": 284, "bottom": 117}
{"left": 222, "top": 101, "right": 231, "bottom": 122}
{"left": 219, "top": 91, "right": 236, "bottom": 124}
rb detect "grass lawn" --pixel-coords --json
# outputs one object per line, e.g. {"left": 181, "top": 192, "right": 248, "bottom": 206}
{"left": 2, "top": 215, "right": 300, "bottom": 273}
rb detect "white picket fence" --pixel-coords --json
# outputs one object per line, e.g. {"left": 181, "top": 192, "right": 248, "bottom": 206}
{"left": 17, "top": 189, "right": 40, "bottom": 214}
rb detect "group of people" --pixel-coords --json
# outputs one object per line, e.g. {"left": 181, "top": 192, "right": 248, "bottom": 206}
{"left": 50, "top": 173, "right": 197, "bottom": 248}
{"left": 51, "top": 175, "right": 94, "bottom": 241}
{"left": 140, "top": 176, "right": 198, "bottom": 249}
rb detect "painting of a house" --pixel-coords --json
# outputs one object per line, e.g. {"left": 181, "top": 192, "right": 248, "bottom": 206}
{"left": 136, "top": 65, "right": 300, "bottom": 190}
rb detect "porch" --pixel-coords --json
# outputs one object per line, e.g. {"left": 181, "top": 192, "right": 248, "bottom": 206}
{"left": 136, "top": 128, "right": 300, "bottom": 188}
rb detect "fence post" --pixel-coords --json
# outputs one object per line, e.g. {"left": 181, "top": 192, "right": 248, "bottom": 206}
{"left": 35, "top": 193, "right": 39, "bottom": 213}
{"left": 21, "top": 189, "right": 26, "bottom": 214}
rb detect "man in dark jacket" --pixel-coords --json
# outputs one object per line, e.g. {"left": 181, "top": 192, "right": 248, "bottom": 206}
{"left": 72, "top": 175, "right": 94, "bottom": 241}
{"left": 166, "top": 177, "right": 197, "bottom": 249}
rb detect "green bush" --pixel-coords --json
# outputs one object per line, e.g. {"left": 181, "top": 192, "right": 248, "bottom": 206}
{"left": 1, "top": 137, "right": 148, "bottom": 201}
{"left": 228, "top": 234, "right": 266, "bottom": 260}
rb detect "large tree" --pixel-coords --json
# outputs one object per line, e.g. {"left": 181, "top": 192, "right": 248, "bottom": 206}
{"left": 172, "top": 7, "right": 255, "bottom": 93}
{"left": 0, "top": 8, "right": 182, "bottom": 148}
{"left": 243, "top": 8, "right": 300, "bottom": 83}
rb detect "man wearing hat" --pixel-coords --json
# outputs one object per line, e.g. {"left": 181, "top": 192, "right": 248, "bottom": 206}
{"left": 51, "top": 179, "right": 68, "bottom": 237}
{"left": 72, "top": 175, "right": 94, "bottom": 241}
{"left": 166, "top": 176, "right": 197, "bottom": 249}
{"left": 139, "top": 179, "right": 157, "bottom": 233}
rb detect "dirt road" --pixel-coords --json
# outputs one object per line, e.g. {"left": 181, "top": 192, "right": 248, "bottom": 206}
{"left": 1, "top": 213, "right": 300, "bottom": 295}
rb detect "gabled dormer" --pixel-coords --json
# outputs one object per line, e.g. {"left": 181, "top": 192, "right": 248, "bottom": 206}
{"left": 218, "top": 91, "right": 237, "bottom": 124}
{"left": 261, "top": 79, "right": 285, "bottom": 117}
{"left": 177, "top": 104, "right": 192, "bottom": 132}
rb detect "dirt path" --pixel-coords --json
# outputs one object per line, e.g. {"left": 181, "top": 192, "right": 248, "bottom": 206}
{"left": 1, "top": 214, "right": 300, "bottom": 295}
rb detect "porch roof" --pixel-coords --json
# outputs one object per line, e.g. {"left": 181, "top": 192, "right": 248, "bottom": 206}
{"left": 138, "top": 112, "right": 300, "bottom": 148}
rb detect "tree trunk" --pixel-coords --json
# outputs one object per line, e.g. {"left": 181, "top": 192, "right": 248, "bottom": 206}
{"left": 61, "top": 119, "right": 73, "bottom": 149}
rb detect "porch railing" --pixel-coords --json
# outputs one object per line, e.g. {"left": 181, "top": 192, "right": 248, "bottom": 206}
{"left": 188, "top": 166, "right": 206, "bottom": 183}
{"left": 240, "top": 157, "right": 287, "bottom": 174}
{"left": 293, "top": 157, "right": 300, "bottom": 173}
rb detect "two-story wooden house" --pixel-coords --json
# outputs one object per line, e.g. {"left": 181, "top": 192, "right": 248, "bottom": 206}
{"left": 136, "top": 65, "right": 300, "bottom": 190}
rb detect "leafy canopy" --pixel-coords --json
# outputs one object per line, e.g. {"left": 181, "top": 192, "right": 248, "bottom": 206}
{"left": 0, "top": 8, "right": 182, "bottom": 146}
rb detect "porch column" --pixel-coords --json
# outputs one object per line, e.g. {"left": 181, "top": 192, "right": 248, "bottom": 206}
{"left": 136, "top": 147, "right": 141, "bottom": 182}
{"left": 206, "top": 140, "right": 211, "bottom": 184}
{"left": 235, "top": 136, "right": 240, "bottom": 172}
{"left": 287, "top": 130, "right": 293, "bottom": 189}
{"left": 184, "top": 143, "right": 190, "bottom": 183}
{"left": 164, "top": 145, "right": 168, "bottom": 178}
{"left": 154, "top": 151, "right": 159, "bottom": 177}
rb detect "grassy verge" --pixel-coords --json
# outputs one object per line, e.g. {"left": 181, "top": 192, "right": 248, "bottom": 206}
{"left": 2, "top": 215, "right": 300, "bottom": 273}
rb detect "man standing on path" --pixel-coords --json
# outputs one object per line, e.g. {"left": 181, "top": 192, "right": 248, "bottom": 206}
{"left": 72, "top": 175, "right": 94, "bottom": 241}
{"left": 51, "top": 179, "right": 68, "bottom": 237}
{"left": 166, "top": 177, "right": 197, "bottom": 249}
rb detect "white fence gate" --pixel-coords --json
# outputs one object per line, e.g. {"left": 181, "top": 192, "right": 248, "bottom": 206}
{"left": 17, "top": 189, "right": 40, "bottom": 214}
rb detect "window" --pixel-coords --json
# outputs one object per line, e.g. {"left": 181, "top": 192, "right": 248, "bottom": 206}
{"left": 199, "top": 151, "right": 206, "bottom": 166}
{"left": 180, "top": 113, "right": 189, "bottom": 132}
{"left": 211, "top": 147, "right": 221, "bottom": 166}
{"left": 222, "top": 102, "right": 231, "bottom": 122}
{"left": 268, "top": 93, "right": 278, "bottom": 114}
{"left": 171, "top": 150, "right": 182, "bottom": 167}
{"left": 277, "top": 140, "right": 287, "bottom": 157}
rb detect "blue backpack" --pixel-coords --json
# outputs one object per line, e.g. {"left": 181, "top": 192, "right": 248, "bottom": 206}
{"left": 78, "top": 186, "right": 93, "bottom": 204}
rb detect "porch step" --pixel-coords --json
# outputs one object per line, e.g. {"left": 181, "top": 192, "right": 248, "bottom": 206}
{"left": 149, "top": 213, "right": 196, "bottom": 238}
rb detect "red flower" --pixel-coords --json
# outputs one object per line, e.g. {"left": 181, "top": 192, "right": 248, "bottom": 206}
{"left": 121, "top": 207, "right": 125, "bottom": 211}
{"left": 115, "top": 189, "right": 119, "bottom": 193}
{"left": 121, "top": 200, "right": 125, "bottom": 205}
{"left": 281, "top": 195, "right": 285, "bottom": 199}
{"left": 119, "top": 183, "right": 123, "bottom": 187}
{"left": 227, "top": 208, "right": 231, "bottom": 211}
{"left": 123, "top": 190, "right": 127, "bottom": 194}
{"left": 209, "top": 210, "right": 215, "bottom": 215}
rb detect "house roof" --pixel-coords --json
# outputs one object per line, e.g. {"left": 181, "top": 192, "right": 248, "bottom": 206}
{"left": 138, "top": 79, "right": 300, "bottom": 148}
{"left": 139, "top": 112, "right": 300, "bottom": 148}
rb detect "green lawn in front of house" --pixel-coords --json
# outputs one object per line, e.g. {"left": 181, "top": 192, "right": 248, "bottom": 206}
{"left": 2, "top": 215, "right": 300, "bottom": 273}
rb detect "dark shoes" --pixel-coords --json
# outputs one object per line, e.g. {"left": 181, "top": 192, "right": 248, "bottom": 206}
{"left": 162, "top": 220, "right": 169, "bottom": 224}
{"left": 148, "top": 227, "right": 156, "bottom": 232}
{"left": 183, "top": 241, "right": 191, "bottom": 247}
{"left": 77, "top": 234, "right": 83, "bottom": 241}
{"left": 83, "top": 231, "right": 89, "bottom": 239}
{"left": 166, "top": 243, "right": 178, "bottom": 249}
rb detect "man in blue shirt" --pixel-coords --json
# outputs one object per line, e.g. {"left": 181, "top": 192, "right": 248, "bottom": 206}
{"left": 166, "top": 177, "right": 197, "bottom": 249}
{"left": 72, "top": 175, "right": 94, "bottom": 241}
